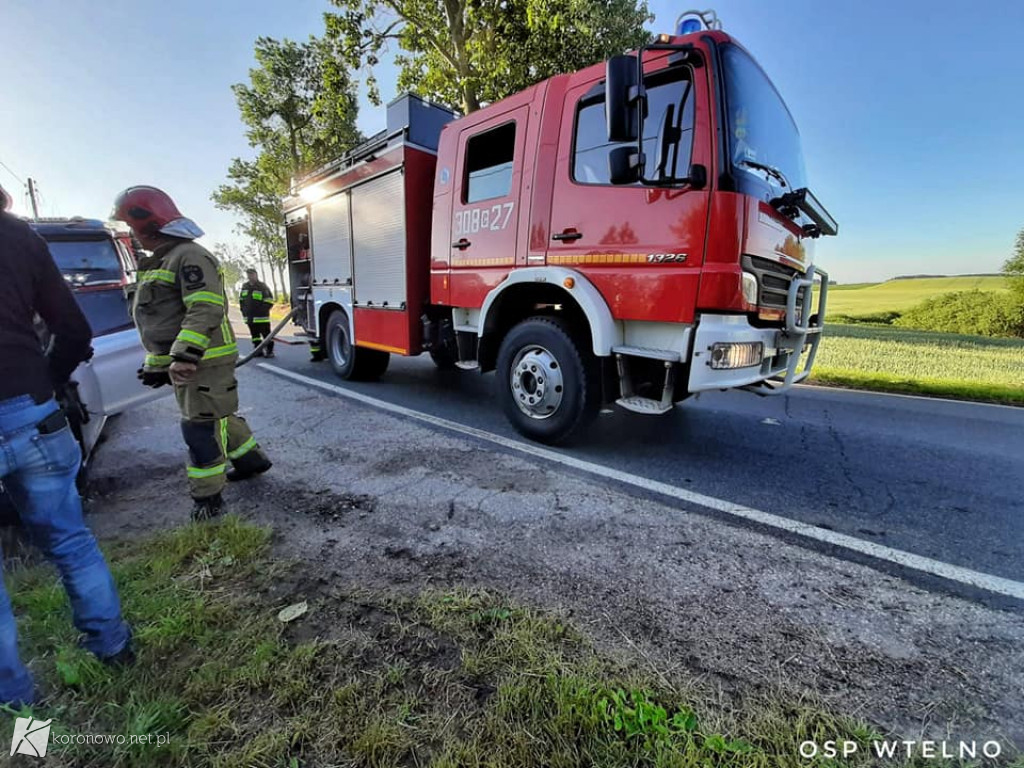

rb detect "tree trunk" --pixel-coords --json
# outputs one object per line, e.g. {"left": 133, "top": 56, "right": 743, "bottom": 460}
{"left": 275, "top": 260, "right": 288, "bottom": 304}
{"left": 262, "top": 250, "right": 280, "bottom": 296}
{"left": 442, "top": 0, "right": 480, "bottom": 113}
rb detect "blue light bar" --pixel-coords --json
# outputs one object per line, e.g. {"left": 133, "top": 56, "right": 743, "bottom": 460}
{"left": 674, "top": 9, "right": 723, "bottom": 34}
{"left": 677, "top": 17, "right": 702, "bottom": 34}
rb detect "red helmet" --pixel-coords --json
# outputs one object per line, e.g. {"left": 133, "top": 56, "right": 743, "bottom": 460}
{"left": 112, "top": 186, "right": 184, "bottom": 236}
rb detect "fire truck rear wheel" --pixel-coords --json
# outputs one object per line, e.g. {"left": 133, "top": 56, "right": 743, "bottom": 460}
{"left": 325, "top": 310, "right": 390, "bottom": 382}
{"left": 496, "top": 317, "right": 599, "bottom": 445}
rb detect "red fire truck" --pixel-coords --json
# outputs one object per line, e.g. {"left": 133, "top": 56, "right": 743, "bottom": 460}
{"left": 282, "top": 10, "right": 837, "bottom": 444}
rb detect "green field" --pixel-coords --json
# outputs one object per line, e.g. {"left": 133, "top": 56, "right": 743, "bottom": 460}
{"left": 812, "top": 324, "right": 1024, "bottom": 405}
{"left": 824, "top": 275, "right": 1008, "bottom": 318}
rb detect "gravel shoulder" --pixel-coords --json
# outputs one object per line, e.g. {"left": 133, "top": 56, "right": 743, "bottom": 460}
{"left": 86, "top": 364, "right": 1024, "bottom": 747}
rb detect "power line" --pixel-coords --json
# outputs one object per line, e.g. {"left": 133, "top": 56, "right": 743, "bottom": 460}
{"left": 0, "top": 158, "right": 25, "bottom": 185}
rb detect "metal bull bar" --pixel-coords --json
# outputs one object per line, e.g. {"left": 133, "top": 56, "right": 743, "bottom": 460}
{"left": 743, "top": 265, "right": 829, "bottom": 396}
{"left": 235, "top": 308, "right": 301, "bottom": 368}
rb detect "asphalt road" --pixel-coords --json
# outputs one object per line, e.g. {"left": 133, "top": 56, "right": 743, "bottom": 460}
{"left": 255, "top": 340, "right": 1024, "bottom": 593}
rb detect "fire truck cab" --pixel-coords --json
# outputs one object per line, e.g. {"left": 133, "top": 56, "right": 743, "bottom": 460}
{"left": 283, "top": 10, "right": 837, "bottom": 444}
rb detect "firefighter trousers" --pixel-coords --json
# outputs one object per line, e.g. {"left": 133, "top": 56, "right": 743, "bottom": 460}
{"left": 173, "top": 362, "right": 269, "bottom": 499}
{"left": 246, "top": 320, "right": 273, "bottom": 354}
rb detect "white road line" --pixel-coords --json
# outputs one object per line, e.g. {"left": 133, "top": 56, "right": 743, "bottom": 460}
{"left": 258, "top": 364, "right": 1024, "bottom": 601}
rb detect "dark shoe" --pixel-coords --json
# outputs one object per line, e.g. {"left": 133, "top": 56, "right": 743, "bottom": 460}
{"left": 191, "top": 493, "right": 224, "bottom": 522}
{"left": 100, "top": 643, "right": 136, "bottom": 668}
{"left": 226, "top": 456, "right": 272, "bottom": 482}
{"left": 264, "top": 350, "right": 276, "bottom": 359}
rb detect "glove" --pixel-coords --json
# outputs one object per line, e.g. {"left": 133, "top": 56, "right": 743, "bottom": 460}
{"left": 137, "top": 367, "right": 171, "bottom": 389}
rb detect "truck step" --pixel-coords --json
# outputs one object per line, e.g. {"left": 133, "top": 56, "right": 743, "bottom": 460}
{"left": 455, "top": 360, "right": 480, "bottom": 371}
{"left": 612, "top": 345, "right": 681, "bottom": 363}
{"left": 615, "top": 396, "right": 674, "bottom": 416}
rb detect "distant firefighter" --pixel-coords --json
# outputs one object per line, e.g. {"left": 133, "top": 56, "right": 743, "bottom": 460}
{"left": 240, "top": 268, "right": 275, "bottom": 358}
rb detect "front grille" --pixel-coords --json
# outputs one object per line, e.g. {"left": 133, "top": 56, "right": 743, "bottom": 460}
{"left": 741, "top": 254, "right": 800, "bottom": 310}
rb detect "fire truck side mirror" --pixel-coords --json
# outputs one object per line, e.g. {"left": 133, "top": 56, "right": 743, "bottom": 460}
{"left": 606, "top": 55, "right": 640, "bottom": 143}
{"left": 608, "top": 147, "right": 642, "bottom": 185}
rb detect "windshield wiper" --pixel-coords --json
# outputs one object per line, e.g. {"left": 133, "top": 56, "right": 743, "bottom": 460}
{"left": 737, "top": 159, "right": 789, "bottom": 188}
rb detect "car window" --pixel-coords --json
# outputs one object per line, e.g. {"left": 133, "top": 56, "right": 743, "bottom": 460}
{"left": 73, "top": 290, "right": 134, "bottom": 337}
{"left": 45, "top": 238, "right": 123, "bottom": 282}
{"left": 464, "top": 122, "right": 516, "bottom": 203}
{"left": 574, "top": 68, "right": 695, "bottom": 185}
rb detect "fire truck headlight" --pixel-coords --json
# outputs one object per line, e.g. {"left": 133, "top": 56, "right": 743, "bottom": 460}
{"left": 709, "top": 341, "right": 764, "bottom": 370}
{"left": 741, "top": 272, "right": 759, "bottom": 306}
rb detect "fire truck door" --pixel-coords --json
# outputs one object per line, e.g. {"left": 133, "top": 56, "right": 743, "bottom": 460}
{"left": 448, "top": 105, "right": 529, "bottom": 307}
{"left": 548, "top": 65, "right": 712, "bottom": 325}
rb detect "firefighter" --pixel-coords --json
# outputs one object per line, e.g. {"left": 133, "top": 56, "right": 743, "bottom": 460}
{"left": 112, "top": 186, "right": 272, "bottom": 521}
{"left": 239, "top": 268, "right": 275, "bottom": 358}
{"left": 309, "top": 338, "right": 326, "bottom": 362}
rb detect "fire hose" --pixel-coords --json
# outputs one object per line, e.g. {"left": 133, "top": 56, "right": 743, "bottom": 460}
{"left": 235, "top": 307, "right": 302, "bottom": 368}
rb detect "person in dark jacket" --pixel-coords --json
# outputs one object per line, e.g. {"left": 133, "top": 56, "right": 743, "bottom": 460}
{"left": 0, "top": 183, "right": 132, "bottom": 706}
{"left": 239, "top": 268, "right": 275, "bottom": 358}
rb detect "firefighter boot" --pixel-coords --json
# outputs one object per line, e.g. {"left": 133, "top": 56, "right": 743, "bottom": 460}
{"left": 227, "top": 454, "right": 272, "bottom": 482}
{"left": 191, "top": 493, "right": 224, "bottom": 522}
{"left": 264, "top": 340, "right": 275, "bottom": 359}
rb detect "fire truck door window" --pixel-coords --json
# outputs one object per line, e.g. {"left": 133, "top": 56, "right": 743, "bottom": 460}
{"left": 464, "top": 122, "right": 516, "bottom": 204}
{"left": 573, "top": 70, "right": 695, "bottom": 185}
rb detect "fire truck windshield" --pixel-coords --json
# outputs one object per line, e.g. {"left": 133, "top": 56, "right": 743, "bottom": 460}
{"left": 722, "top": 44, "right": 807, "bottom": 193}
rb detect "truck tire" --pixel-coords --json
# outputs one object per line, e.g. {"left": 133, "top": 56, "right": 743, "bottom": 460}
{"left": 496, "top": 317, "right": 600, "bottom": 445}
{"left": 324, "top": 310, "right": 390, "bottom": 382}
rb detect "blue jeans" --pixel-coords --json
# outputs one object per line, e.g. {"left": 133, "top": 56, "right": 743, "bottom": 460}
{"left": 0, "top": 395, "right": 130, "bottom": 705}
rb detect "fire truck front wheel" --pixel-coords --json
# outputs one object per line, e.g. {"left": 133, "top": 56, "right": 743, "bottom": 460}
{"left": 496, "top": 317, "right": 600, "bottom": 445}
{"left": 325, "top": 310, "right": 390, "bottom": 382}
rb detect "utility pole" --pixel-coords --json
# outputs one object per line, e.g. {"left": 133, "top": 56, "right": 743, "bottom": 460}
{"left": 26, "top": 177, "right": 40, "bottom": 219}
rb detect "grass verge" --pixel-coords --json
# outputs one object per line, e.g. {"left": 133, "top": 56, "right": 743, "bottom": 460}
{"left": 811, "top": 324, "right": 1024, "bottom": 406}
{"left": 809, "top": 369, "right": 1024, "bottom": 406}
{"left": 3, "top": 518, "right": 1019, "bottom": 767}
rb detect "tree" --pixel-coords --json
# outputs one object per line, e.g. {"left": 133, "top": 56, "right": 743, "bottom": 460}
{"left": 214, "top": 36, "right": 362, "bottom": 301}
{"left": 232, "top": 36, "right": 361, "bottom": 180}
{"left": 211, "top": 242, "right": 249, "bottom": 299}
{"left": 1005, "top": 228, "right": 1024, "bottom": 305}
{"left": 324, "top": 0, "right": 652, "bottom": 114}
{"left": 213, "top": 158, "right": 289, "bottom": 298}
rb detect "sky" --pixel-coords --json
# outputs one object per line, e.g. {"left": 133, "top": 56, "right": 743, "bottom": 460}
{"left": 2, "top": 0, "right": 1022, "bottom": 284}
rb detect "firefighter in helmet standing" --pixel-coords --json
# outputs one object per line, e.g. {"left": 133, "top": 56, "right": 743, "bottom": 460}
{"left": 113, "top": 187, "right": 272, "bottom": 521}
{"left": 239, "top": 268, "right": 275, "bottom": 358}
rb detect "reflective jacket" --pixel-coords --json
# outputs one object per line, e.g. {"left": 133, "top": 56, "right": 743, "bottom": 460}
{"left": 239, "top": 280, "right": 273, "bottom": 323}
{"left": 133, "top": 239, "right": 236, "bottom": 371}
